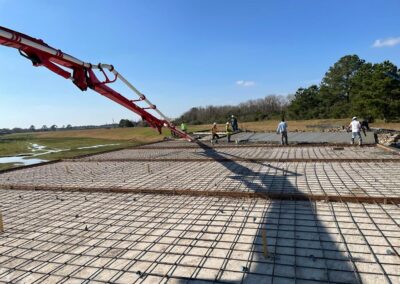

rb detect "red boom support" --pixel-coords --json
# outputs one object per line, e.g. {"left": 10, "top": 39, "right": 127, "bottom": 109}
{"left": 0, "top": 26, "right": 193, "bottom": 141}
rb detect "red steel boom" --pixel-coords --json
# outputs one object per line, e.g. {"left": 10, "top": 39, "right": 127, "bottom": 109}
{"left": 0, "top": 26, "right": 193, "bottom": 141}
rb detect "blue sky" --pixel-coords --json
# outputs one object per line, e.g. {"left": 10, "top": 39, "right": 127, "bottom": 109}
{"left": 1, "top": 0, "right": 399, "bottom": 128}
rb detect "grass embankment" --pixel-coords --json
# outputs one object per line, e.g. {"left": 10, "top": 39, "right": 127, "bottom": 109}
{"left": 34, "top": 127, "right": 167, "bottom": 141}
{"left": 241, "top": 119, "right": 350, "bottom": 132}
{"left": 368, "top": 122, "right": 400, "bottom": 131}
{"left": 0, "top": 163, "right": 15, "bottom": 171}
{"left": 0, "top": 127, "right": 170, "bottom": 171}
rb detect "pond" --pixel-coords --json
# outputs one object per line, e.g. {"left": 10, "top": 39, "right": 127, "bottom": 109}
{"left": 0, "top": 156, "right": 48, "bottom": 166}
{"left": 0, "top": 143, "right": 120, "bottom": 167}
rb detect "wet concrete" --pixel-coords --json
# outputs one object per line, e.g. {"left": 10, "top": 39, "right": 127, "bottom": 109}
{"left": 201, "top": 131, "right": 376, "bottom": 145}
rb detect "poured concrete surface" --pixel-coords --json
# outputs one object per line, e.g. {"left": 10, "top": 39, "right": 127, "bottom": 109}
{"left": 0, "top": 140, "right": 399, "bottom": 283}
{"left": 201, "top": 131, "right": 376, "bottom": 145}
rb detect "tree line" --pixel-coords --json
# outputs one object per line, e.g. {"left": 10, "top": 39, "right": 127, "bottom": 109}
{"left": 288, "top": 55, "right": 400, "bottom": 121}
{"left": 0, "top": 123, "right": 119, "bottom": 135}
{"left": 0, "top": 120, "right": 149, "bottom": 135}
{"left": 175, "top": 95, "right": 288, "bottom": 125}
{"left": 176, "top": 55, "right": 400, "bottom": 124}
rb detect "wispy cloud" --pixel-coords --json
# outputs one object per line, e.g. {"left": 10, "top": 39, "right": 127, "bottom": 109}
{"left": 236, "top": 80, "right": 255, "bottom": 87}
{"left": 372, "top": 37, "right": 400, "bottom": 48}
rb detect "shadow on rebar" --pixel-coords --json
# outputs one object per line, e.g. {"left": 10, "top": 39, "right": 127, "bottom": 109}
{"left": 176, "top": 141, "right": 362, "bottom": 283}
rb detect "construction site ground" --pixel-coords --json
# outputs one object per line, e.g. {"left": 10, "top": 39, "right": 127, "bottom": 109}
{"left": 198, "top": 131, "right": 376, "bottom": 145}
{"left": 0, "top": 134, "right": 399, "bottom": 283}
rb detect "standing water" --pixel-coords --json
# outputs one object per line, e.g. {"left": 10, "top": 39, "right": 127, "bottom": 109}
{"left": 0, "top": 156, "right": 48, "bottom": 166}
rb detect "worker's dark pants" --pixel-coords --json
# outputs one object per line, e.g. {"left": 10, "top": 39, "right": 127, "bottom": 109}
{"left": 226, "top": 133, "right": 231, "bottom": 142}
{"left": 362, "top": 128, "right": 367, "bottom": 136}
{"left": 212, "top": 133, "right": 219, "bottom": 142}
{"left": 281, "top": 131, "right": 288, "bottom": 145}
{"left": 232, "top": 123, "right": 238, "bottom": 131}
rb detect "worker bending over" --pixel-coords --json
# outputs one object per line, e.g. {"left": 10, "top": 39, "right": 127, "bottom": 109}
{"left": 361, "top": 118, "right": 370, "bottom": 136}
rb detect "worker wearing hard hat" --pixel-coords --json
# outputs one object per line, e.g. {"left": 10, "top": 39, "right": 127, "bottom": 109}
{"left": 180, "top": 122, "right": 187, "bottom": 133}
{"left": 348, "top": 117, "right": 362, "bottom": 145}
{"left": 211, "top": 122, "right": 219, "bottom": 144}
{"left": 226, "top": 122, "right": 233, "bottom": 143}
{"left": 230, "top": 115, "right": 238, "bottom": 132}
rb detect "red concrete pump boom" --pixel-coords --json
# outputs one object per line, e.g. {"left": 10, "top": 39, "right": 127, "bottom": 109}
{"left": 0, "top": 26, "right": 193, "bottom": 141}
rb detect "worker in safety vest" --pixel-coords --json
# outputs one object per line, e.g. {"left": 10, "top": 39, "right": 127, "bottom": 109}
{"left": 211, "top": 122, "right": 219, "bottom": 144}
{"left": 348, "top": 117, "right": 362, "bottom": 145}
{"left": 180, "top": 122, "right": 187, "bottom": 133}
{"left": 226, "top": 122, "right": 233, "bottom": 143}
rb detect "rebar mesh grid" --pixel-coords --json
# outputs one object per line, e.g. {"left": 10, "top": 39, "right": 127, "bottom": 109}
{"left": 136, "top": 142, "right": 378, "bottom": 149}
{"left": 1, "top": 161, "right": 399, "bottom": 200}
{"left": 1, "top": 140, "right": 399, "bottom": 284}
{"left": 0, "top": 190, "right": 399, "bottom": 283}
{"left": 79, "top": 146, "right": 400, "bottom": 162}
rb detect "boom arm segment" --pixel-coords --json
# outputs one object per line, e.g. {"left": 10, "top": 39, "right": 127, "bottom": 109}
{"left": 0, "top": 26, "right": 193, "bottom": 141}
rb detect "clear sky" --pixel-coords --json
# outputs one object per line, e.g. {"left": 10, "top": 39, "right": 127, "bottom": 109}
{"left": 1, "top": 0, "right": 399, "bottom": 128}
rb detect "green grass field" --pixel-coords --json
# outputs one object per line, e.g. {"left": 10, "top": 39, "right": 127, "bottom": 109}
{"left": 0, "top": 127, "right": 171, "bottom": 171}
{"left": 1, "top": 119, "right": 398, "bottom": 171}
